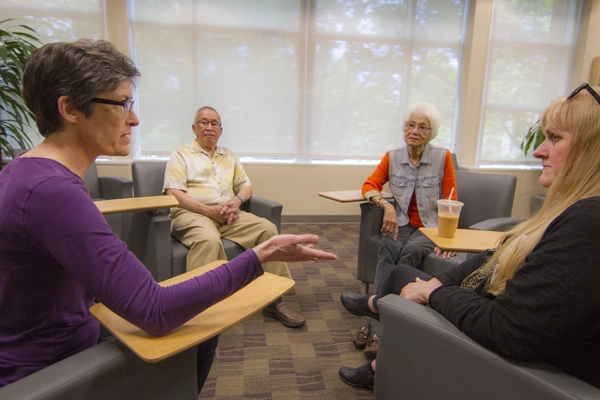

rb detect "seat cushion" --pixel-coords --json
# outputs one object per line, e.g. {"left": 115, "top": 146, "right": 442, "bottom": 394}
{"left": 421, "top": 252, "right": 466, "bottom": 276}
{"left": 223, "top": 238, "right": 245, "bottom": 261}
{"left": 171, "top": 238, "right": 190, "bottom": 277}
{"left": 170, "top": 237, "right": 245, "bottom": 277}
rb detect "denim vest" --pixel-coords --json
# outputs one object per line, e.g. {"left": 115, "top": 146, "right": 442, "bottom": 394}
{"left": 389, "top": 144, "right": 447, "bottom": 227}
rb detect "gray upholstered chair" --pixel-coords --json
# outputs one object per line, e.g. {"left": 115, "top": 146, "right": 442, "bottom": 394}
{"left": 374, "top": 295, "right": 600, "bottom": 400}
{"left": 0, "top": 337, "right": 198, "bottom": 400}
{"left": 125, "top": 160, "right": 283, "bottom": 281}
{"left": 357, "top": 170, "right": 520, "bottom": 294}
{"left": 84, "top": 162, "right": 133, "bottom": 239}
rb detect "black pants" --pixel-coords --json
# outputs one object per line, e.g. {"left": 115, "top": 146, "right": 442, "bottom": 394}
{"left": 380, "top": 263, "right": 432, "bottom": 299}
{"left": 197, "top": 335, "right": 219, "bottom": 393}
{"left": 98, "top": 327, "right": 219, "bottom": 394}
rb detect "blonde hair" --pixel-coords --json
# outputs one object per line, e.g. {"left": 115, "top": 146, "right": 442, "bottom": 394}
{"left": 485, "top": 85, "right": 600, "bottom": 295}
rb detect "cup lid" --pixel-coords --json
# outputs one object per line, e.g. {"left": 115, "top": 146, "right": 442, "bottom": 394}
{"left": 437, "top": 199, "right": 463, "bottom": 206}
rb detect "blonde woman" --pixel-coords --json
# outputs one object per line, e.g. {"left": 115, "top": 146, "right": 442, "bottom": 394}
{"left": 339, "top": 83, "right": 600, "bottom": 391}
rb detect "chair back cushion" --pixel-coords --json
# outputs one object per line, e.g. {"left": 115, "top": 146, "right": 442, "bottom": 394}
{"left": 83, "top": 163, "right": 101, "bottom": 199}
{"left": 132, "top": 161, "right": 168, "bottom": 197}
{"left": 455, "top": 171, "right": 516, "bottom": 228}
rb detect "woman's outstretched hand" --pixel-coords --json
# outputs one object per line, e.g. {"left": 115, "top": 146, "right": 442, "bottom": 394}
{"left": 253, "top": 234, "right": 337, "bottom": 263}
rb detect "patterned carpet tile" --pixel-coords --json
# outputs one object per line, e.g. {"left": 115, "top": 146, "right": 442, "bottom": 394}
{"left": 200, "top": 223, "right": 374, "bottom": 399}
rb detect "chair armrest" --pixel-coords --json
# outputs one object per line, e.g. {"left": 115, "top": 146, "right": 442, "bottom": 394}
{"left": 125, "top": 212, "right": 173, "bottom": 282}
{"left": 375, "top": 295, "right": 600, "bottom": 400}
{"left": 0, "top": 338, "right": 198, "bottom": 400}
{"left": 357, "top": 202, "right": 385, "bottom": 282}
{"left": 359, "top": 202, "right": 385, "bottom": 236}
{"left": 242, "top": 197, "right": 283, "bottom": 234}
{"left": 98, "top": 176, "right": 133, "bottom": 199}
{"left": 470, "top": 217, "right": 523, "bottom": 232}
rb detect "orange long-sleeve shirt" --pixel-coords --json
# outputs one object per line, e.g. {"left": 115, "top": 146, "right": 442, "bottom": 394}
{"left": 362, "top": 149, "right": 457, "bottom": 227}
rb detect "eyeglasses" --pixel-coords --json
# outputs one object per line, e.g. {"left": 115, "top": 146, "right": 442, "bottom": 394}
{"left": 566, "top": 83, "right": 600, "bottom": 106}
{"left": 404, "top": 122, "right": 431, "bottom": 134}
{"left": 91, "top": 97, "right": 135, "bottom": 117}
{"left": 195, "top": 120, "right": 221, "bottom": 128}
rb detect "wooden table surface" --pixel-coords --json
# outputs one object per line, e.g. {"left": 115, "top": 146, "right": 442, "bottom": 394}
{"left": 90, "top": 261, "right": 295, "bottom": 362}
{"left": 419, "top": 227, "right": 504, "bottom": 253}
{"left": 317, "top": 190, "right": 393, "bottom": 203}
{"left": 94, "top": 195, "right": 178, "bottom": 214}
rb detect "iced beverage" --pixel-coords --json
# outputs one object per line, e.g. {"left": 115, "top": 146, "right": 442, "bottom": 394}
{"left": 436, "top": 199, "right": 464, "bottom": 238}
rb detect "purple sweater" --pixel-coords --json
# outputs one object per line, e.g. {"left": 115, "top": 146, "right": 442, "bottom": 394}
{"left": 0, "top": 157, "right": 263, "bottom": 387}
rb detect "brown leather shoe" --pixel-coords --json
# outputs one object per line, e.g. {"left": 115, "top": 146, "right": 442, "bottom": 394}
{"left": 353, "top": 326, "right": 370, "bottom": 349}
{"left": 263, "top": 302, "right": 306, "bottom": 328}
{"left": 364, "top": 333, "right": 379, "bottom": 360}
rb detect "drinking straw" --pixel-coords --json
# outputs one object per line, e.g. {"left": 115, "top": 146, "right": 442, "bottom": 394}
{"left": 448, "top": 188, "right": 454, "bottom": 201}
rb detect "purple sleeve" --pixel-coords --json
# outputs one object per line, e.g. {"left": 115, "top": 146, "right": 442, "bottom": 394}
{"left": 25, "top": 177, "right": 264, "bottom": 336}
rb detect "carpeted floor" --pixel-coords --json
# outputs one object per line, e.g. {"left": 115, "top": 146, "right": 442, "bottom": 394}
{"left": 199, "top": 223, "right": 374, "bottom": 399}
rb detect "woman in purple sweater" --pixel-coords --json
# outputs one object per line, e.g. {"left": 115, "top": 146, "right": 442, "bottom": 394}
{"left": 0, "top": 39, "right": 336, "bottom": 391}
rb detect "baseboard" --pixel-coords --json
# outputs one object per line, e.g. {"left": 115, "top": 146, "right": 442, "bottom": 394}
{"left": 282, "top": 215, "right": 360, "bottom": 224}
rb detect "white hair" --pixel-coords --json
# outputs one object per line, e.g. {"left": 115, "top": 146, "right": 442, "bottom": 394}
{"left": 405, "top": 101, "right": 441, "bottom": 140}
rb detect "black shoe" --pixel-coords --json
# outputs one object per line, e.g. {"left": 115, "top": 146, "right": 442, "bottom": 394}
{"left": 340, "top": 292, "right": 380, "bottom": 321}
{"left": 339, "top": 363, "right": 375, "bottom": 391}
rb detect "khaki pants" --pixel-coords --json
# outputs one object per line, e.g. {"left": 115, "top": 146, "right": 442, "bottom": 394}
{"left": 170, "top": 207, "right": 291, "bottom": 278}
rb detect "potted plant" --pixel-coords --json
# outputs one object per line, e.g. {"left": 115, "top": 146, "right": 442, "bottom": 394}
{"left": 0, "top": 19, "right": 41, "bottom": 167}
{"left": 520, "top": 119, "right": 543, "bottom": 156}
{"left": 521, "top": 119, "right": 547, "bottom": 214}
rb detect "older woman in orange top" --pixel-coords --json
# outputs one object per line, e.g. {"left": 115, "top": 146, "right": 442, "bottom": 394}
{"left": 344, "top": 101, "right": 457, "bottom": 360}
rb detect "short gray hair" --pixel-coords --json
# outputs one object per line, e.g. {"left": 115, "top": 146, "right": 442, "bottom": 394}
{"left": 22, "top": 39, "right": 140, "bottom": 137}
{"left": 194, "top": 106, "right": 221, "bottom": 124}
{"left": 405, "top": 101, "right": 441, "bottom": 140}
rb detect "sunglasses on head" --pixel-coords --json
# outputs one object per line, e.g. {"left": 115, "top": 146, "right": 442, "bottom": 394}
{"left": 566, "top": 83, "right": 600, "bottom": 106}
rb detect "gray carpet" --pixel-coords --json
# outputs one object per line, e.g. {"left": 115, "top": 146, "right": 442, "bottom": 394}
{"left": 199, "top": 223, "right": 374, "bottom": 399}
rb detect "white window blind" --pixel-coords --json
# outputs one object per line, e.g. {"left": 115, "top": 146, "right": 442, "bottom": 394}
{"left": 132, "top": 0, "right": 466, "bottom": 160}
{"left": 477, "top": 0, "right": 580, "bottom": 166}
{"left": 0, "top": 0, "right": 105, "bottom": 43}
{"left": 0, "top": 0, "right": 106, "bottom": 149}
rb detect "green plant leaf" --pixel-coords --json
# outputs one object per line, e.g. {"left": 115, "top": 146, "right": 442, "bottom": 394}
{"left": 0, "top": 19, "right": 40, "bottom": 158}
{"left": 521, "top": 119, "right": 544, "bottom": 156}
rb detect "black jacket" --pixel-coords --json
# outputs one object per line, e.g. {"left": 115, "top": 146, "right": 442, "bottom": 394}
{"left": 430, "top": 197, "right": 600, "bottom": 388}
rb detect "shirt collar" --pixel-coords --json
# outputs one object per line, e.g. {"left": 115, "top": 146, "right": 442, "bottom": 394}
{"left": 399, "top": 143, "right": 432, "bottom": 165}
{"left": 190, "top": 140, "right": 224, "bottom": 156}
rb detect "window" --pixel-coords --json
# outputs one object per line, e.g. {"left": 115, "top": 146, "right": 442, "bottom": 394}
{"left": 1, "top": 0, "right": 585, "bottom": 167}
{"left": 0, "top": 0, "right": 106, "bottom": 149}
{"left": 132, "top": 0, "right": 466, "bottom": 160}
{"left": 477, "top": 0, "right": 580, "bottom": 166}
{"left": 0, "top": 0, "right": 105, "bottom": 43}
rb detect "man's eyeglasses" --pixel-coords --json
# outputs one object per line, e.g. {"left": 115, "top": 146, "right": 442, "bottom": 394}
{"left": 195, "top": 120, "right": 221, "bottom": 128}
{"left": 91, "top": 97, "right": 135, "bottom": 117}
{"left": 404, "top": 122, "right": 431, "bottom": 134}
{"left": 566, "top": 83, "right": 600, "bottom": 106}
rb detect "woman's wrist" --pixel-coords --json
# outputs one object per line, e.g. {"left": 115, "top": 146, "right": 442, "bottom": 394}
{"left": 376, "top": 197, "right": 389, "bottom": 208}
